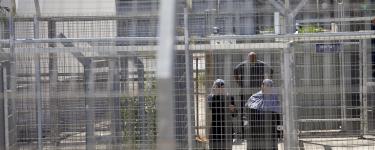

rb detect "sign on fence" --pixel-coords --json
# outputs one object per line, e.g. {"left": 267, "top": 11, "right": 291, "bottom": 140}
{"left": 316, "top": 43, "right": 341, "bottom": 53}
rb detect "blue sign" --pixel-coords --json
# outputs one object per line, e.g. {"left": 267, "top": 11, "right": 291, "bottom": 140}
{"left": 316, "top": 43, "right": 341, "bottom": 53}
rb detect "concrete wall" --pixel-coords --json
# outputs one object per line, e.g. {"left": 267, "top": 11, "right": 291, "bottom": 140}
{"left": 16, "top": 0, "right": 116, "bottom": 16}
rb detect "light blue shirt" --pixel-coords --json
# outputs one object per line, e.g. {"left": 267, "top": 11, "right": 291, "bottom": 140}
{"left": 245, "top": 91, "right": 281, "bottom": 113}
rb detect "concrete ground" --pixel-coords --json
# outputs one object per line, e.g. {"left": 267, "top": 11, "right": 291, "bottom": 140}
{"left": 231, "top": 135, "right": 375, "bottom": 150}
{"left": 299, "top": 135, "right": 375, "bottom": 150}
{"left": 18, "top": 133, "right": 375, "bottom": 150}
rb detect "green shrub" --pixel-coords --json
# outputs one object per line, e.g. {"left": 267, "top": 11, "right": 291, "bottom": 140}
{"left": 298, "top": 24, "right": 324, "bottom": 33}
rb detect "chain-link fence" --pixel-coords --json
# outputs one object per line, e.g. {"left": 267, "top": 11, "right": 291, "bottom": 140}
{"left": 0, "top": 0, "right": 374, "bottom": 150}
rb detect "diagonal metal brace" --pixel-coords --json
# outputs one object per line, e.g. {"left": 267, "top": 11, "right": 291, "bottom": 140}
{"left": 267, "top": 0, "right": 308, "bottom": 18}
{"left": 57, "top": 33, "right": 91, "bottom": 66}
{"left": 267, "top": 0, "right": 287, "bottom": 16}
{"left": 289, "top": 0, "right": 309, "bottom": 18}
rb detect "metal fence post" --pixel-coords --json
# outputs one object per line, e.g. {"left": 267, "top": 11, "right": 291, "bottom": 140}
{"left": 47, "top": 19, "right": 59, "bottom": 146}
{"left": 157, "top": 0, "right": 176, "bottom": 149}
{"left": 49, "top": 52, "right": 59, "bottom": 145}
{"left": 34, "top": 53, "right": 43, "bottom": 150}
{"left": 109, "top": 59, "right": 122, "bottom": 150}
{"left": 184, "top": 7, "right": 194, "bottom": 150}
{"left": 134, "top": 56, "right": 147, "bottom": 149}
{"left": 8, "top": 3, "right": 17, "bottom": 149}
{"left": 2, "top": 66, "right": 9, "bottom": 150}
{"left": 360, "top": 40, "right": 369, "bottom": 136}
{"left": 85, "top": 61, "right": 96, "bottom": 150}
{"left": 33, "top": 2, "right": 43, "bottom": 147}
{"left": 114, "top": 59, "right": 122, "bottom": 148}
{"left": 0, "top": 66, "right": 5, "bottom": 150}
{"left": 282, "top": 42, "right": 299, "bottom": 150}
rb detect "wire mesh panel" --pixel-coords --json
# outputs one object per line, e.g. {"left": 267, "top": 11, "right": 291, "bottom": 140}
{"left": 12, "top": 43, "right": 160, "bottom": 150}
{"left": 186, "top": 33, "right": 285, "bottom": 149}
{"left": 296, "top": 42, "right": 359, "bottom": 131}
{"left": 0, "top": 0, "right": 375, "bottom": 150}
{"left": 291, "top": 38, "right": 375, "bottom": 149}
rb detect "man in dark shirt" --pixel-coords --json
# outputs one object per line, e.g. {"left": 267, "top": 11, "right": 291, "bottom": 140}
{"left": 233, "top": 52, "right": 273, "bottom": 141}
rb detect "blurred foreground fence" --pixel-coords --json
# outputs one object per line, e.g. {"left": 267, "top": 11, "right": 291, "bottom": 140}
{"left": 0, "top": 0, "right": 374, "bottom": 150}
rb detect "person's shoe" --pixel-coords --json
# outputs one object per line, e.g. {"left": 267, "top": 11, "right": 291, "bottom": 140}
{"left": 233, "top": 139, "right": 245, "bottom": 145}
{"left": 233, "top": 139, "right": 240, "bottom": 144}
{"left": 243, "top": 120, "right": 249, "bottom": 126}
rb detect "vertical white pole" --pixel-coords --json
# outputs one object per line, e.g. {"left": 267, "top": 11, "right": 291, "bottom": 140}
{"left": 33, "top": 0, "right": 43, "bottom": 147}
{"left": 157, "top": 0, "right": 176, "bottom": 149}
{"left": 184, "top": 8, "right": 193, "bottom": 150}
{"left": 34, "top": 53, "right": 42, "bottom": 150}
{"left": 282, "top": 43, "right": 299, "bottom": 150}
{"left": 9, "top": 0, "right": 17, "bottom": 149}
{"left": 274, "top": 12, "right": 280, "bottom": 35}
{"left": 3, "top": 68, "right": 9, "bottom": 150}
{"left": 360, "top": 40, "right": 369, "bottom": 136}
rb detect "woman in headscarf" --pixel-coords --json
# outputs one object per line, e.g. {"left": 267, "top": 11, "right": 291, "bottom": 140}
{"left": 207, "top": 79, "right": 236, "bottom": 150}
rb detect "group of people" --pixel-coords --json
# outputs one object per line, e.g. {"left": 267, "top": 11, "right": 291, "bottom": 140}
{"left": 207, "top": 52, "right": 282, "bottom": 150}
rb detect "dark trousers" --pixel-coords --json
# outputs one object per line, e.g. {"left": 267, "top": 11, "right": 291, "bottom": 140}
{"left": 239, "top": 93, "right": 256, "bottom": 139}
{"left": 239, "top": 94, "right": 247, "bottom": 139}
{"left": 209, "top": 140, "right": 232, "bottom": 150}
{"left": 246, "top": 109, "right": 281, "bottom": 150}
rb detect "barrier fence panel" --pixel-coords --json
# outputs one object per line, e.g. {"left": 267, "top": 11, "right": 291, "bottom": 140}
{"left": 0, "top": 0, "right": 374, "bottom": 150}
{"left": 12, "top": 43, "right": 163, "bottom": 150}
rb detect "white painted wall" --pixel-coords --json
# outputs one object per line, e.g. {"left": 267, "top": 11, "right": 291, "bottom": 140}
{"left": 11, "top": 0, "right": 118, "bottom": 75}
{"left": 16, "top": 0, "right": 116, "bottom": 16}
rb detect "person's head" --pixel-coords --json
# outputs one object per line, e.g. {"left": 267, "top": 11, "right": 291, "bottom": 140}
{"left": 212, "top": 79, "right": 225, "bottom": 95}
{"left": 248, "top": 52, "right": 257, "bottom": 63}
{"left": 261, "top": 79, "right": 273, "bottom": 94}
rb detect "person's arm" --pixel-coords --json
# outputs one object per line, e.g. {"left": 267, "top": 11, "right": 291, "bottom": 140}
{"left": 233, "top": 63, "right": 243, "bottom": 86}
{"left": 246, "top": 92, "right": 263, "bottom": 110}
{"left": 207, "top": 95, "right": 213, "bottom": 109}
{"left": 272, "top": 94, "right": 281, "bottom": 113}
{"left": 262, "top": 61, "right": 273, "bottom": 79}
{"left": 266, "top": 64, "right": 274, "bottom": 79}
{"left": 244, "top": 95, "right": 252, "bottom": 108}
{"left": 228, "top": 96, "right": 237, "bottom": 116}
{"left": 229, "top": 96, "right": 235, "bottom": 112}
{"left": 230, "top": 96, "right": 235, "bottom": 105}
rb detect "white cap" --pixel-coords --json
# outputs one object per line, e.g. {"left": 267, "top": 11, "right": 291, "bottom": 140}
{"left": 262, "top": 79, "right": 273, "bottom": 87}
{"left": 214, "top": 79, "right": 225, "bottom": 86}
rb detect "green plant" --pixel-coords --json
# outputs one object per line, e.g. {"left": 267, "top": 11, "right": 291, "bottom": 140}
{"left": 262, "top": 26, "right": 275, "bottom": 32}
{"left": 298, "top": 24, "right": 324, "bottom": 33}
{"left": 122, "top": 73, "right": 157, "bottom": 149}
